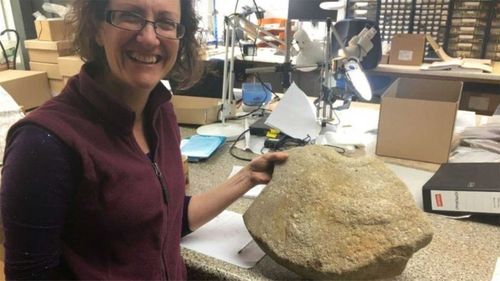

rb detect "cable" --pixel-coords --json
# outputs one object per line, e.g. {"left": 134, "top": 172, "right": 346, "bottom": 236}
{"left": 255, "top": 73, "right": 280, "bottom": 100}
{"left": 227, "top": 107, "right": 269, "bottom": 120}
{"left": 229, "top": 128, "right": 254, "bottom": 161}
{"left": 233, "top": 0, "right": 240, "bottom": 14}
{"left": 251, "top": 0, "right": 264, "bottom": 20}
{"left": 268, "top": 134, "right": 311, "bottom": 152}
{"left": 324, "top": 144, "right": 347, "bottom": 154}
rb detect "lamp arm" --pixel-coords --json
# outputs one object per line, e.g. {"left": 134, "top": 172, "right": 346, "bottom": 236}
{"left": 220, "top": 17, "right": 233, "bottom": 124}
{"left": 330, "top": 26, "right": 349, "bottom": 60}
{"left": 235, "top": 16, "right": 286, "bottom": 47}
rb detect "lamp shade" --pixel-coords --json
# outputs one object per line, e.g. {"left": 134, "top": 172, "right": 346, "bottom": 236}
{"left": 345, "top": 59, "right": 372, "bottom": 101}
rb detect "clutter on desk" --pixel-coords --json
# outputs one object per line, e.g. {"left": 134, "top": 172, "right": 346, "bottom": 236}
{"left": 420, "top": 34, "right": 494, "bottom": 73}
{"left": 459, "top": 105, "right": 500, "bottom": 155}
{"left": 421, "top": 58, "right": 493, "bottom": 73}
{"left": 422, "top": 162, "right": 500, "bottom": 215}
{"left": 180, "top": 135, "right": 226, "bottom": 162}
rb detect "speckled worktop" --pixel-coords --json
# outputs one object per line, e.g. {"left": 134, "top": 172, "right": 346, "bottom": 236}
{"left": 180, "top": 126, "right": 500, "bottom": 281}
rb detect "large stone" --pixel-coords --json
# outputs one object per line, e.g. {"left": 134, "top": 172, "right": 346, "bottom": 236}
{"left": 243, "top": 145, "right": 433, "bottom": 280}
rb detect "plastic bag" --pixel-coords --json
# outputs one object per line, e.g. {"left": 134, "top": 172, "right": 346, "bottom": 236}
{"left": 32, "top": 11, "right": 47, "bottom": 20}
{"left": 42, "top": 3, "right": 69, "bottom": 18}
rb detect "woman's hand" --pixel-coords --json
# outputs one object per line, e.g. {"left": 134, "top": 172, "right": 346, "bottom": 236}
{"left": 188, "top": 151, "right": 287, "bottom": 230}
{"left": 243, "top": 151, "right": 288, "bottom": 186}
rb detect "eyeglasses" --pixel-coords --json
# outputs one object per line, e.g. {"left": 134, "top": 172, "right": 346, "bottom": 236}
{"left": 105, "top": 10, "right": 185, "bottom": 40}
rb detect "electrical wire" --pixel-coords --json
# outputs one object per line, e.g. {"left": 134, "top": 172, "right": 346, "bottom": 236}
{"left": 233, "top": 0, "right": 240, "bottom": 14}
{"left": 229, "top": 128, "right": 254, "bottom": 161}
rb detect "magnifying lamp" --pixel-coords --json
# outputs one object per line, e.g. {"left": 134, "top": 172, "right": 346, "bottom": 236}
{"left": 313, "top": 17, "right": 380, "bottom": 124}
{"left": 344, "top": 59, "right": 372, "bottom": 101}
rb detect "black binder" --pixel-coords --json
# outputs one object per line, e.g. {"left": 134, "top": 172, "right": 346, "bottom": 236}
{"left": 422, "top": 163, "right": 500, "bottom": 215}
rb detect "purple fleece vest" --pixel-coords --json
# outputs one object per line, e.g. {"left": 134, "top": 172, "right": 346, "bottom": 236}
{"left": 9, "top": 63, "right": 188, "bottom": 280}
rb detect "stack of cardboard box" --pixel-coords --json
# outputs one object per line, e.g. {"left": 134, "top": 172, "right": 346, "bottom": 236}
{"left": 0, "top": 70, "right": 52, "bottom": 111}
{"left": 57, "top": 55, "right": 85, "bottom": 85}
{"left": 25, "top": 19, "right": 74, "bottom": 96}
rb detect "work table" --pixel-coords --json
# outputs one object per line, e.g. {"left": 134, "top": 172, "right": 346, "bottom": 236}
{"left": 180, "top": 126, "right": 500, "bottom": 281}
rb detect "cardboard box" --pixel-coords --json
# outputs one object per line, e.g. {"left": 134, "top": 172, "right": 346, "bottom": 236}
{"left": 29, "top": 61, "right": 62, "bottom": 79}
{"left": 379, "top": 54, "right": 389, "bottom": 64}
{"left": 389, "top": 34, "right": 426, "bottom": 66}
{"left": 376, "top": 78, "right": 463, "bottom": 164}
{"left": 58, "top": 55, "right": 84, "bottom": 77}
{"left": 34, "top": 19, "right": 73, "bottom": 41}
{"left": 49, "top": 79, "right": 65, "bottom": 96}
{"left": 460, "top": 91, "right": 500, "bottom": 116}
{"left": 171, "top": 95, "right": 220, "bottom": 125}
{"left": 25, "top": 39, "right": 74, "bottom": 64}
{"left": 0, "top": 70, "right": 52, "bottom": 110}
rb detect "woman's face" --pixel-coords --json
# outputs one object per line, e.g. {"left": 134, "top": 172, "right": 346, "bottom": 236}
{"left": 96, "top": 0, "right": 181, "bottom": 92}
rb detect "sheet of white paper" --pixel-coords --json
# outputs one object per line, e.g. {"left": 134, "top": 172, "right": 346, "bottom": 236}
{"left": 235, "top": 135, "right": 267, "bottom": 155}
{"left": 449, "top": 147, "right": 500, "bottom": 163}
{"left": 180, "top": 210, "right": 265, "bottom": 268}
{"left": 265, "top": 83, "right": 320, "bottom": 140}
{"left": 229, "top": 166, "right": 266, "bottom": 198}
{"left": 386, "top": 164, "right": 435, "bottom": 209}
{"left": 334, "top": 106, "right": 380, "bottom": 134}
{"left": 0, "top": 86, "right": 25, "bottom": 165}
{"left": 0, "top": 85, "right": 23, "bottom": 112}
{"left": 492, "top": 257, "right": 500, "bottom": 281}
{"left": 455, "top": 110, "right": 477, "bottom": 133}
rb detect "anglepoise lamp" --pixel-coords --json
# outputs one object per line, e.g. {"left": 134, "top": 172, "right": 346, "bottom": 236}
{"left": 315, "top": 17, "right": 381, "bottom": 123}
{"left": 196, "top": 12, "right": 285, "bottom": 140}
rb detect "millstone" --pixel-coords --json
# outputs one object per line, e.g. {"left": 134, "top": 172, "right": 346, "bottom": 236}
{"left": 243, "top": 145, "right": 433, "bottom": 280}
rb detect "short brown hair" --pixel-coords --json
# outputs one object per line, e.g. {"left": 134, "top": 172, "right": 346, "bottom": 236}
{"left": 68, "top": 0, "right": 201, "bottom": 88}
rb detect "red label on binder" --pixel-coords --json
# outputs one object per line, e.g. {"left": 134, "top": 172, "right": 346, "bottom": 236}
{"left": 435, "top": 194, "right": 443, "bottom": 207}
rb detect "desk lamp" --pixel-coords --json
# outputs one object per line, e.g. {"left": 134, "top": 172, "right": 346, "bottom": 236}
{"left": 315, "top": 17, "right": 380, "bottom": 124}
{"left": 196, "top": 11, "right": 285, "bottom": 141}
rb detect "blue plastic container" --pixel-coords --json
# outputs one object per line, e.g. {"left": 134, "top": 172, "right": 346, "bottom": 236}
{"left": 242, "top": 82, "right": 272, "bottom": 106}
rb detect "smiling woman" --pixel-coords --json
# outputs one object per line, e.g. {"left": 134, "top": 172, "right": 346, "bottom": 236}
{"left": 0, "top": 0, "right": 288, "bottom": 280}
{"left": 71, "top": 0, "right": 201, "bottom": 89}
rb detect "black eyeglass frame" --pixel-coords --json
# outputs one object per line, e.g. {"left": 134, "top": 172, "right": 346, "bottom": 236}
{"left": 104, "top": 10, "right": 185, "bottom": 40}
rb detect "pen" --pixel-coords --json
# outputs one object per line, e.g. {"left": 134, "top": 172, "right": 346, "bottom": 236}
{"left": 238, "top": 239, "right": 254, "bottom": 254}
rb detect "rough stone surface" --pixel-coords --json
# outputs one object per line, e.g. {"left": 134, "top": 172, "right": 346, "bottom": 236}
{"left": 243, "top": 145, "right": 433, "bottom": 280}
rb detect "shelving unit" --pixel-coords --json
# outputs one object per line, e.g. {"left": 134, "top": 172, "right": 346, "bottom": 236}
{"left": 345, "top": 0, "right": 499, "bottom": 60}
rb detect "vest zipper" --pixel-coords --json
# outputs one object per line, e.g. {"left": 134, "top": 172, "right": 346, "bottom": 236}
{"left": 152, "top": 161, "right": 169, "bottom": 280}
{"left": 152, "top": 162, "right": 169, "bottom": 205}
